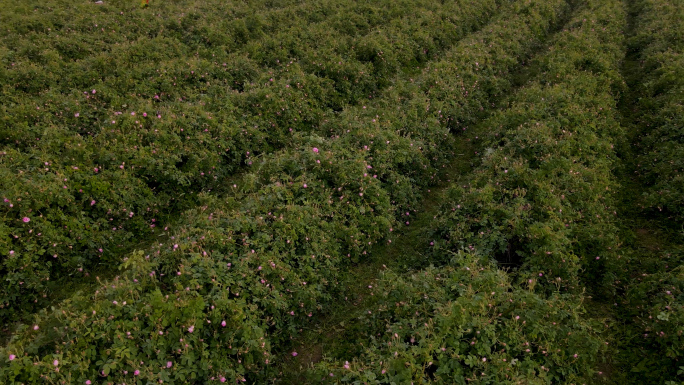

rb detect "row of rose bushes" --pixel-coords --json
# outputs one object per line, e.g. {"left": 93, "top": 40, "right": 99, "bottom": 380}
{"left": 613, "top": 246, "right": 683, "bottom": 383}
{"left": 0, "top": 0, "right": 572, "bottom": 382}
{"left": 422, "top": 0, "right": 626, "bottom": 294}
{"left": 629, "top": 0, "right": 684, "bottom": 222}
{"left": 310, "top": 255, "right": 605, "bottom": 384}
{"left": 306, "top": 0, "right": 628, "bottom": 383}
{"left": 0, "top": 0, "right": 504, "bottom": 319}
{"left": 612, "top": 0, "right": 684, "bottom": 382}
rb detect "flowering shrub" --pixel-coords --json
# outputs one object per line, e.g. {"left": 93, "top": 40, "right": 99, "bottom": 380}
{"left": 612, "top": 0, "right": 684, "bottom": 381}
{"left": 0, "top": 0, "right": 574, "bottom": 382}
{"left": 630, "top": 0, "right": 684, "bottom": 222}
{"left": 615, "top": 248, "right": 684, "bottom": 383}
{"left": 309, "top": 255, "right": 604, "bottom": 384}
{"left": 4, "top": 0, "right": 679, "bottom": 383}
{"left": 304, "top": 1, "right": 627, "bottom": 383}
{"left": 423, "top": 0, "right": 626, "bottom": 295}
{"left": 0, "top": 0, "right": 503, "bottom": 320}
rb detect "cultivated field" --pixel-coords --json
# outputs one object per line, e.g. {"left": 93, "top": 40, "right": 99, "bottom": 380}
{"left": 1, "top": 0, "right": 682, "bottom": 383}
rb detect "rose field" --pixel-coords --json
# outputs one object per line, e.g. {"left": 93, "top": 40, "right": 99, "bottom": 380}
{"left": 0, "top": 0, "right": 682, "bottom": 384}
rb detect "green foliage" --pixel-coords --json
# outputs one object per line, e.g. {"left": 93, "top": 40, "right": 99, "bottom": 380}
{"left": 302, "top": 0, "right": 628, "bottom": 383}
{"left": 610, "top": 1, "right": 684, "bottom": 382}
{"left": 0, "top": 0, "right": 579, "bottom": 381}
{"left": 309, "top": 255, "right": 604, "bottom": 384}
{"left": 629, "top": 0, "right": 684, "bottom": 221}
{"left": 0, "top": 0, "right": 502, "bottom": 319}
{"left": 615, "top": 247, "right": 684, "bottom": 383}
{"left": 1, "top": 0, "right": 681, "bottom": 383}
{"left": 423, "top": 0, "right": 626, "bottom": 295}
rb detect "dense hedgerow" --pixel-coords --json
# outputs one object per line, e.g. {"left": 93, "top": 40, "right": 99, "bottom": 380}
{"left": 314, "top": 0, "right": 572, "bottom": 216}
{"left": 423, "top": 0, "right": 626, "bottom": 294}
{"left": 309, "top": 255, "right": 604, "bottom": 384}
{"left": 0, "top": 0, "right": 576, "bottom": 382}
{"left": 614, "top": 246, "right": 684, "bottom": 383}
{"left": 630, "top": 0, "right": 684, "bottom": 222}
{"left": 303, "top": 0, "right": 627, "bottom": 383}
{"left": 0, "top": 0, "right": 503, "bottom": 319}
{"left": 612, "top": 0, "right": 684, "bottom": 381}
